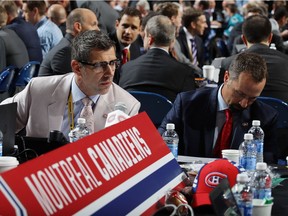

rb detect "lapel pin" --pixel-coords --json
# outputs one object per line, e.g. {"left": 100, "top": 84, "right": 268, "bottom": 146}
{"left": 242, "top": 122, "right": 249, "bottom": 127}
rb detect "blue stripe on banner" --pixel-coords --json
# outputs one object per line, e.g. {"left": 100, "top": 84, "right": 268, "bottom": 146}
{"left": 91, "top": 158, "right": 183, "bottom": 216}
{"left": 0, "top": 176, "right": 27, "bottom": 216}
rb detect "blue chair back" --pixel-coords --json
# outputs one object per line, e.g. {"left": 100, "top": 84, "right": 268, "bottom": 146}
{"left": 257, "top": 96, "right": 288, "bottom": 128}
{"left": 129, "top": 91, "right": 173, "bottom": 127}
{"left": 0, "top": 66, "right": 18, "bottom": 93}
{"left": 15, "top": 61, "right": 40, "bottom": 86}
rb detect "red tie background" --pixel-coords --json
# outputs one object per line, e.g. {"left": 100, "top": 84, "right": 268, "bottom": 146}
{"left": 213, "top": 109, "right": 233, "bottom": 158}
{"left": 122, "top": 49, "right": 129, "bottom": 64}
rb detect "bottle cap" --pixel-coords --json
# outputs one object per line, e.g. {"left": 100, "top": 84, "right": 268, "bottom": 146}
{"left": 166, "top": 123, "right": 175, "bottom": 130}
{"left": 244, "top": 133, "right": 253, "bottom": 140}
{"left": 252, "top": 120, "right": 260, "bottom": 126}
{"left": 256, "top": 162, "right": 267, "bottom": 170}
{"left": 237, "top": 173, "right": 248, "bottom": 182}
{"left": 77, "top": 118, "right": 86, "bottom": 124}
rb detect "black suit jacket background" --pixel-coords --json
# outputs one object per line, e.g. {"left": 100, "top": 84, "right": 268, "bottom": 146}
{"left": 119, "top": 48, "right": 196, "bottom": 102}
{"left": 219, "top": 44, "right": 288, "bottom": 103}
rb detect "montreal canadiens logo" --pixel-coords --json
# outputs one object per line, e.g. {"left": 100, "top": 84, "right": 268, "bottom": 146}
{"left": 205, "top": 172, "right": 227, "bottom": 188}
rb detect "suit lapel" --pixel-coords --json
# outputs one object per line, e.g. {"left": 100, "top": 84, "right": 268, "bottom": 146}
{"left": 230, "top": 108, "right": 251, "bottom": 149}
{"left": 204, "top": 88, "right": 219, "bottom": 157}
{"left": 93, "top": 84, "right": 116, "bottom": 132}
{"left": 48, "top": 74, "right": 73, "bottom": 132}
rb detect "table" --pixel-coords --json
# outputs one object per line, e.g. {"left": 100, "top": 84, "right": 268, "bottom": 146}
{"left": 177, "top": 156, "right": 288, "bottom": 216}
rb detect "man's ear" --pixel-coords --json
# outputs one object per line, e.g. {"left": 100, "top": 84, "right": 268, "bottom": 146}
{"left": 71, "top": 60, "right": 81, "bottom": 76}
{"left": 223, "top": 70, "right": 230, "bottom": 83}
{"left": 148, "top": 34, "right": 154, "bottom": 46}
{"left": 268, "top": 33, "right": 273, "bottom": 44}
{"left": 241, "top": 34, "right": 248, "bottom": 46}
{"left": 73, "top": 22, "right": 82, "bottom": 34}
{"left": 115, "top": 19, "right": 119, "bottom": 28}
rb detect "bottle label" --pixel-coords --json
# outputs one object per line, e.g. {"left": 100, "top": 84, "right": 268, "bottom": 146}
{"left": 254, "top": 188, "right": 271, "bottom": 199}
{"left": 241, "top": 156, "right": 256, "bottom": 171}
{"left": 255, "top": 140, "right": 263, "bottom": 153}
{"left": 167, "top": 143, "right": 178, "bottom": 159}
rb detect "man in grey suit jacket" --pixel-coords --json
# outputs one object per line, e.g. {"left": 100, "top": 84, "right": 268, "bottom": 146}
{"left": 1, "top": 30, "right": 140, "bottom": 139}
{"left": 38, "top": 8, "right": 99, "bottom": 76}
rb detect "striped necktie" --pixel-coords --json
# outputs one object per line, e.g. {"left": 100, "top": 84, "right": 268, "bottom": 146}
{"left": 80, "top": 97, "right": 94, "bottom": 134}
{"left": 190, "top": 38, "right": 198, "bottom": 66}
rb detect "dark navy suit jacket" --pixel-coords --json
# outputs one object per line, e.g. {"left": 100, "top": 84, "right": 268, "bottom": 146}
{"left": 7, "top": 17, "right": 42, "bottom": 63}
{"left": 219, "top": 44, "right": 288, "bottom": 103}
{"left": 158, "top": 87, "right": 278, "bottom": 163}
{"left": 177, "top": 27, "right": 205, "bottom": 68}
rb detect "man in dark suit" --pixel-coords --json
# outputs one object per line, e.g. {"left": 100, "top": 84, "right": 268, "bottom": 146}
{"left": 1, "top": 1, "right": 42, "bottom": 63}
{"left": 109, "top": 7, "right": 142, "bottom": 84}
{"left": 219, "top": 15, "right": 288, "bottom": 103}
{"left": 159, "top": 52, "right": 278, "bottom": 163}
{"left": 177, "top": 8, "right": 207, "bottom": 68}
{"left": 38, "top": 8, "right": 99, "bottom": 76}
{"left": 0, "top": 5, "right": 29, "bottom": 71}
{"left": 77, "top": 0, "right": 119, "bottom": 34}
{"left": 119, "top": 15, "right": 196, "bottom": 102}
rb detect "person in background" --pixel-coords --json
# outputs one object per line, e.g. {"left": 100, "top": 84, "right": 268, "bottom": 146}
{"left": 109, "top": 7, "right": 142, "bottom": 84}
{"left": 136, "top": 0, "right": 150, "bottom": 18}
{"left": 47, "top": 3, "right": 67, "bottom": 36}
{"left": 223, "top": 3, "right": 243, "bottom": 38}
{"left": 177, "top": 8, "right": 207, "bottom": 69}
{"left": 77, "top": 0, "right": 119, "bottom": 34}
{"left": 159, "top": 52, "right": 278, "bottom": 163}
{"left": 157, "top": 2, "right": 203, "bottom": 77}
{"left": 1, "top": 30, "right": 140, "bottom": 139}
{"left": 0, "top": 5, "right": 29, "bottom": 71}
{"left": 22, "top": 0, "right": 63, "bottom": 58}
{"left": 219, "top": 15, "right": 288, "bottom": 103}
{"left": 45, "top": 0, "right": 77, "bottom": 15}
{"left": 119, "top": 15, "right": 195, "bottom": 102}
{"left": 38, "top": 8, "right": 99, "bottom": 76}
{"left": 114, "top": 0, "right": 129, "bottom": 13}
{"left": 1, "top": 0, "right": 42, "bottom": 63}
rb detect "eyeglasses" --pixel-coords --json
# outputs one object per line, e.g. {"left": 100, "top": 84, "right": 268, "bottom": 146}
{"left": 152, "top": 204, "right": 194, "bottom": 216}
{"left": 79, "top": 59, "right": 120, "bottom": 72}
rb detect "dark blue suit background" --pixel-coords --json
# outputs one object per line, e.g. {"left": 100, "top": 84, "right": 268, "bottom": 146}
{"left": 158, "top": 87, "right": 278, "bottom": 163}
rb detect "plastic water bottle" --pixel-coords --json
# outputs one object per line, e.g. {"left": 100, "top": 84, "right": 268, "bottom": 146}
{"left": 239, "top": 133, "right": 257, "bottom": 175}
{"left": 248, "top": 120, "right": 264, "bottom": 163}
{"left": 0, "top": 130, "right": 3, "bottom": 156}
{"left": 68, "top": 118, "right": 89, "bottom": 142}
{"left": 162, "top": 123, "right": 179, "bottom": 160}
{"left": 250, "top": 162, "right": 272, "bottom": 200}
{"left": 270, "top": 43, "right": 276, "bottom": 50}
{"left": 232, "top": 173, "right": 249, "bottom": 210}
{"left": 239, "top": 178, "right": 254, "bottom": 216}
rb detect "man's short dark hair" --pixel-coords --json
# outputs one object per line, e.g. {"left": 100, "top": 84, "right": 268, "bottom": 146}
{"left": 182, "top": 8, "right": 203, "bottom": 28}
{"left": 242, "top": 15, "right": 271, "bottom": 43}
{"left": 229, "top": 52, "right": 267, "bottom": 82}
{"left": 118, "top": 7, "right": 142, "bottom": 25}
{"left": 26, "top": 0, "right": 46, "bottom": 16}
{"left": 72, "top": 30, "right": 115, "bottom": 62}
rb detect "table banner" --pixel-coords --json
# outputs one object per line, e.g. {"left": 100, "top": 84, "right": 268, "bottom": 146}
{"left": 0, "top": 112, "right": 186, "bottom": 215}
